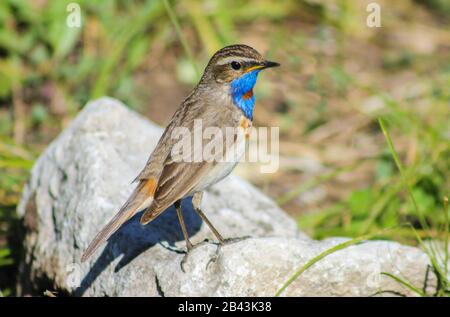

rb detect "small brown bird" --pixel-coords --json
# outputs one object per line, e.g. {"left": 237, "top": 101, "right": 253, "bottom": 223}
{"left": 81, "top": 44, "right": 279, "bottom": 262}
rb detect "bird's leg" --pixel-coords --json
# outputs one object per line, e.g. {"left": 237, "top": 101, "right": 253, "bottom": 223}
{"left": 181, "top": 192, "right": 250, "bottom": 271}
{"left": 192, "top": 191, "right": 229, "bottom": 269}
{"left": 176, "top": 200, "right": 211, "bottom": 272}
{"left": 176, "top": 196, "right": 216, "bottom": 271}
{"left": 193, "top": 192, "right": 250, "bottom": 245}
{"left": 192, "top": 192, "right": 225, "bottom": 244}
{"left": 175, "top": 200, "right": 193, "bottom": 251}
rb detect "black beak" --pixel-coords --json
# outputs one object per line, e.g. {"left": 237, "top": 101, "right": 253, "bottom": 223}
{"left": 262, "top": 60, "right": 280, "bottom": 69}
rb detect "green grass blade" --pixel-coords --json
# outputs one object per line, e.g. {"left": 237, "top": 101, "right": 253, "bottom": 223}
{"left": 275, "top": 229, "right": 390, "bottom": 296}
{"left": 360, "top": 180, "right": 402, "bottom": 233}
{"left": 443, "top": 197, "right": 449, "bottom": 289}
{"left": 163, "top": 0, "right": 200, "bottom": 78}
{"left": 91, "top": 1, "right": 164, "bottom": 98}
{"left": 407, "top": 223, "right": 449, "bottom": 295}
{"left": 378, "top": 118, "right": 429, "bottom": 232}
{"left": 380, "top": 272, "right": 425, "bottom": 296}
{"left": 184, "top": 0, "right": 222, "bottom": 55}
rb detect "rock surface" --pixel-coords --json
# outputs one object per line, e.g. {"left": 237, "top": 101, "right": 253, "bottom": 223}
{"left": 17, "top": 97, "right": 435, "bottom": 296}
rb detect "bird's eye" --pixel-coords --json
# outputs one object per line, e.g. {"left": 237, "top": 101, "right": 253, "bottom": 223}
{"left": 231, "top": 61, "right": 241, "bottom": 70}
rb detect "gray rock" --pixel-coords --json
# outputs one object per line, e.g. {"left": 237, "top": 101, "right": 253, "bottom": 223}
{"left": 158, "top": 237, "right": 434, "bottom": 297}
{"left": 17, "top": 97, "right": 435, "bottom": 296}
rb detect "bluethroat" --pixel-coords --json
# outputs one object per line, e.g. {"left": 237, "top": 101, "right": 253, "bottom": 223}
{"left": 81, "top": 44, "right": 280, "bottom": 262}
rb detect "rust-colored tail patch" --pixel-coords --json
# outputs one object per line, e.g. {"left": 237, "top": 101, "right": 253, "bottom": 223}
{"left": 143, "top": 178, "right": 157, "bottom": 197}
{"left": 139, "top": 179, "right": 161, "bottom": 225}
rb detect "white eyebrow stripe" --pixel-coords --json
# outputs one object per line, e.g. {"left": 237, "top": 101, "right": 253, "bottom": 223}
{"left": 216, "top": 56, "right": 258, "bottom": 66}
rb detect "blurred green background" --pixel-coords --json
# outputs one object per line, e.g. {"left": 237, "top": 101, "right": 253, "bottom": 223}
{"left": 0, "top": 0, "right": 449, "bottom": 296}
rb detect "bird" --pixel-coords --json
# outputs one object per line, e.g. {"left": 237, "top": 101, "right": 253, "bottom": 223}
{"left": 81, "top": 44, "right": 279, "bottom": 262}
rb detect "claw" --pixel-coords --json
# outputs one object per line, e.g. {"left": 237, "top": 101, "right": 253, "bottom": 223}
{"left": 179, "top": 237, "right": 251, "bottom": 272}
{"left": 180, "top": 252, "right": 189, "bottom": 273}
{"left": 179, "top": 239, "right": 213, "bottom": 272}
{"left": 205, "top": 236, "right": 252, "bottom": 270}
{"left": 206, "top": 242, "right": 222, "bottom": 270}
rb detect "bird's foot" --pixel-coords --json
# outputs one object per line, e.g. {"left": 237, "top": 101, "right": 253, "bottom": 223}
{"left": 205, "top": 236, "right": 252, "bottom": 269}
{"left": 180, "top": 236, "right": 252, "bottom": 272}
{"left": 180, "top": 238, "right": 213, "bottom": 272}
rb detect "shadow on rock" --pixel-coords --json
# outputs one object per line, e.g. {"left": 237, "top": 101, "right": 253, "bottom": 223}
{"left": 75, "top": 197, "right": 201, "bottom": 296}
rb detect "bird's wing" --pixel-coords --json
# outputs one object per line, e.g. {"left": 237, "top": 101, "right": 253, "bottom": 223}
{"left": 140, "top": 105, "right": 242, "bottom": 224}
{"left": 139, "top": 160, "right": 211, "bottom": 224}
{"left": 81, "top": 96, "right": 198, "bottom": 261}
{"left": 133, "top": 96, "right": 196, "bottom": 182}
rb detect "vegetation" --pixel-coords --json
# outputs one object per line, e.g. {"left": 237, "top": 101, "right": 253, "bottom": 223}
{"left": 0, "top": 0, "right": 448, "bottom": 296}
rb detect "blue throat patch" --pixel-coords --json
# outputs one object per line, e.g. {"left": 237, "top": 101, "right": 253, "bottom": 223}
{"left": 230, "top": 70, "right": 260, "bottom": 120}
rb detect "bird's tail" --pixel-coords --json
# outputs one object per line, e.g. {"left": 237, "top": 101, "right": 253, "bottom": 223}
{"left": 80, "top": 178, "right": 157, "bottom": 262}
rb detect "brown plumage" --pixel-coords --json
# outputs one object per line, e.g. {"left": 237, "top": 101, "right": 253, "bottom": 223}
{"left": 81, "top": 44, "right": 279, "bottom": 262}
